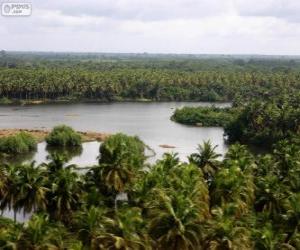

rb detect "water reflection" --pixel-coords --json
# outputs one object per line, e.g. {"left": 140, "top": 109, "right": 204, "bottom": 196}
{"left": 0, "top": 150, "right": 36, "bottom": 165}
{"left": 46, "top": 145, "right": 83, "bottom": 162}
{"left": 0, "top": 141, "right": 101, "bottom": 167}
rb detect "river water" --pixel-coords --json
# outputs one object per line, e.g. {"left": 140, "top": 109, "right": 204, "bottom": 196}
{"left": 0, "top": 102, "right": 231, "bottom": 222}
{"left": 0, "top": 102, "right": 230, "bottom": 166}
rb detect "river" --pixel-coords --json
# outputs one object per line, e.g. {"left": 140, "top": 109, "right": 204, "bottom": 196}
{"left": 0, "top": 102, "right": 230, "bottom": 166}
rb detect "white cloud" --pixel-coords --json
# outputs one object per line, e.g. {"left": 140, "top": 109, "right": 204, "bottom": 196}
{"left": 0, "top": 0, "right": 299, "bottom": 54}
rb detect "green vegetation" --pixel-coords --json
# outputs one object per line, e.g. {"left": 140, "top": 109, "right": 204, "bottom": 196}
{"left": 0, "top": 137, "right": 299, "bottom": 249}
{"left": 95, "top": 133, "right": 145, "bottom": 193}
{"left": 45, "top": 125, "right": 82, "bottom": 147}
{"left": 0, "top": 52, "right": 299, "bottom": 103}
{"left": 0, "top": 132, "right": 37, "bottom": 154}
{"left": 225, "top": 95, "right": 300, "bottom": 147}
{"left": 172, "top": 106, "right": 235, "bottom": 126}
{"left": 173, "top": 94, "right": 300, "bottom": 148}
{"left": 0, "top": 53, "right": 300, "bottom": 248}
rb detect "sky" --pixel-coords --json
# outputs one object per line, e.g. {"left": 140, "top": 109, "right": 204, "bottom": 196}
{"left": 0, "top": 0, "right": 300, "bottom": 55}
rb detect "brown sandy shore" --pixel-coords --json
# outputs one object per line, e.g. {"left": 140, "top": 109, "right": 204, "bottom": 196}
{"left": 0, "top": 129, "right": 111, "bottom": 142}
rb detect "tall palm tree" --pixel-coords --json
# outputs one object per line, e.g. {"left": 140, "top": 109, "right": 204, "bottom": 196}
{"left": 46, "top": 167, "right": 82, "bottom": 221}
{"left": 0, "top": 164, "right": 21, "bottom": 221}
{"left": 14, "top": 162, "right": 48, "bottom": 214}
{"left": 188, "top": 141, "right": 221, "bottom": 184}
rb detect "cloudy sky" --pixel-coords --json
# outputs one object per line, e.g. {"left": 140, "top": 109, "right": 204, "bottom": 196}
{"left": 0, "top": 0, "right": 300, "bottom": 54}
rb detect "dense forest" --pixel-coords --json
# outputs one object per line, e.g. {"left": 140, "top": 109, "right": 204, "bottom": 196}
{"left": 0, "top": 52, "right": 300, "bottom": 249}
{"left": 0, "top": 51, "right": 300, "bottom": 103}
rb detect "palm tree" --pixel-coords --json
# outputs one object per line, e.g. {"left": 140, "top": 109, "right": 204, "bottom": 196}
{"left": 0, "top": 164, "right": 8, "bottom": 198}
{"left": 224, "top": 144, "right": 254, "bottom": 172}
{"left": 42, "top": 153, "right": 76, "bottom": 175}
{"left": 147, "top": 189, "right": 206, "bottom": 250}
{"left": 97, "top": 162, "right": 134, "bottom": 193}
{"left": 282, "top": 193, "right": 300, "bottom": 243}
{"left": 93, "top": 208, "right": 147, "bottom": 250}
{"left": 0, "top": 164, "right": 21, "bottom": 221}
{"left": 18, "top": 213, "right": 79, "bottom": 249}
{"left": 205, "top": 207, "right": 253, "bottom": 250}
{"left": 188, "top": 140, "right": 221, "bottom": 184}
{"left": 211, "top": 164, "right": 255, "bottom": 217}
{"left": 95, "top": 133, "right": 145, "bottom": 193}
{"left": 14, "top": 162, "right": 48, "bottom": 214}
{"left": 0, "top": 217, "right": 22, "bottom": 250}
{"left": 156, "top": 152, "right": 180, "bottom": 172}
{"left": 47, "top": 167, "right": 82, "bottom": 221}
{"left": 72, "top": 206, "right": 106, "bottom": 247}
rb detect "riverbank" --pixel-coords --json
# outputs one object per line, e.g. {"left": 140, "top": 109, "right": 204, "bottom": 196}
{"left": 0, "top": 129, "right": 111, "bottom": 142}
{"left": 0, "top": 97, "right": 232, "bottom": 106}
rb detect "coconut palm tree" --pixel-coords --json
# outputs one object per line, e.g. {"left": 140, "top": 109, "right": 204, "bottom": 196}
{"left": 147, "top": 189, "right": 206, "bottom": 250}
{"left": 188, "top": 141, "right": 221, "bottom": 184}
{"left": 46, "top": 167, "right": 83, "bottom": 221}
{"left": 204, "top": 207, "right": 253, "bottom": 250}
{"left": 0, "top": 165, "right": 8, "bottom": 198}
{"left": 93, "top": 207, "right": 147, "bottom": 250}
{"left": 0, "top": 217, "right": 22, "bottom": 250}
{"left": 0, "top": 164, "right": 21, "bottom": 221}
{"left": 96, "top": 133, "right": 145, "bottom": 193}
{"left": 14, "top": 162, "right": 48, "bottom": 214}
{"left": 72, "top": 206, "right": 107, "bottom": 247}
{"left": 18, "top": 213, "right": 79, "bottom": 249}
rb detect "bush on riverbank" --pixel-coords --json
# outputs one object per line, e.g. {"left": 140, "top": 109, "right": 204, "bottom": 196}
{"left": 46, "top": 125, "right": 82, "bottom": 147}
{"left": 0, "top": 132, "right": 37, "bottom": 154}
{"left": 171, "top": 106, "right": 235, "bottom": 127}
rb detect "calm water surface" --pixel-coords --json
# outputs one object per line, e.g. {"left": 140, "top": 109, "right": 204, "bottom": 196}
{"left": 0, "top": 102, "right": 230, "bottom": 165}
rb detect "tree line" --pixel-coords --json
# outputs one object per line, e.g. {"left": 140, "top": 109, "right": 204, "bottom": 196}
{"left": 0, "top": 52, "right": 300, "bottom": 103}
{"left": 0, "top": 68, "right": 299, "bottom": 103}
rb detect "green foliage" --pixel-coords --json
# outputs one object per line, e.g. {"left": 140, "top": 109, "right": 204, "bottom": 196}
{"left": 0, "top": 53, "right": 300, "bottom": 103}
{"left": 0, "top": 132, "right": 37, "bottom": 154}
{"left": 225, "top": 95, "right": 300, "bottom": 146}
{"left": 46, "top": 125, "right": 82, "bottom": 147}
{"left": 96, "top": 133, "right": 145, "bottom": 192}
{"left": 172, "top": 106, "right": 235, "bottom": 126}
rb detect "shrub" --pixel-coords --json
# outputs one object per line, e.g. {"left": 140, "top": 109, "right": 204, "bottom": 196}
{"left": 46, "top": 125, "right": 82, "bottom": 147}
{"left": 0, "top": 132, "right": 37, "bottom": 154}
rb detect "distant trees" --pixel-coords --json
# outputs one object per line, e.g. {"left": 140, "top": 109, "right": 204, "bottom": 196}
{"left": 0, "top": 64, "right": 298, "bottom": 103}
